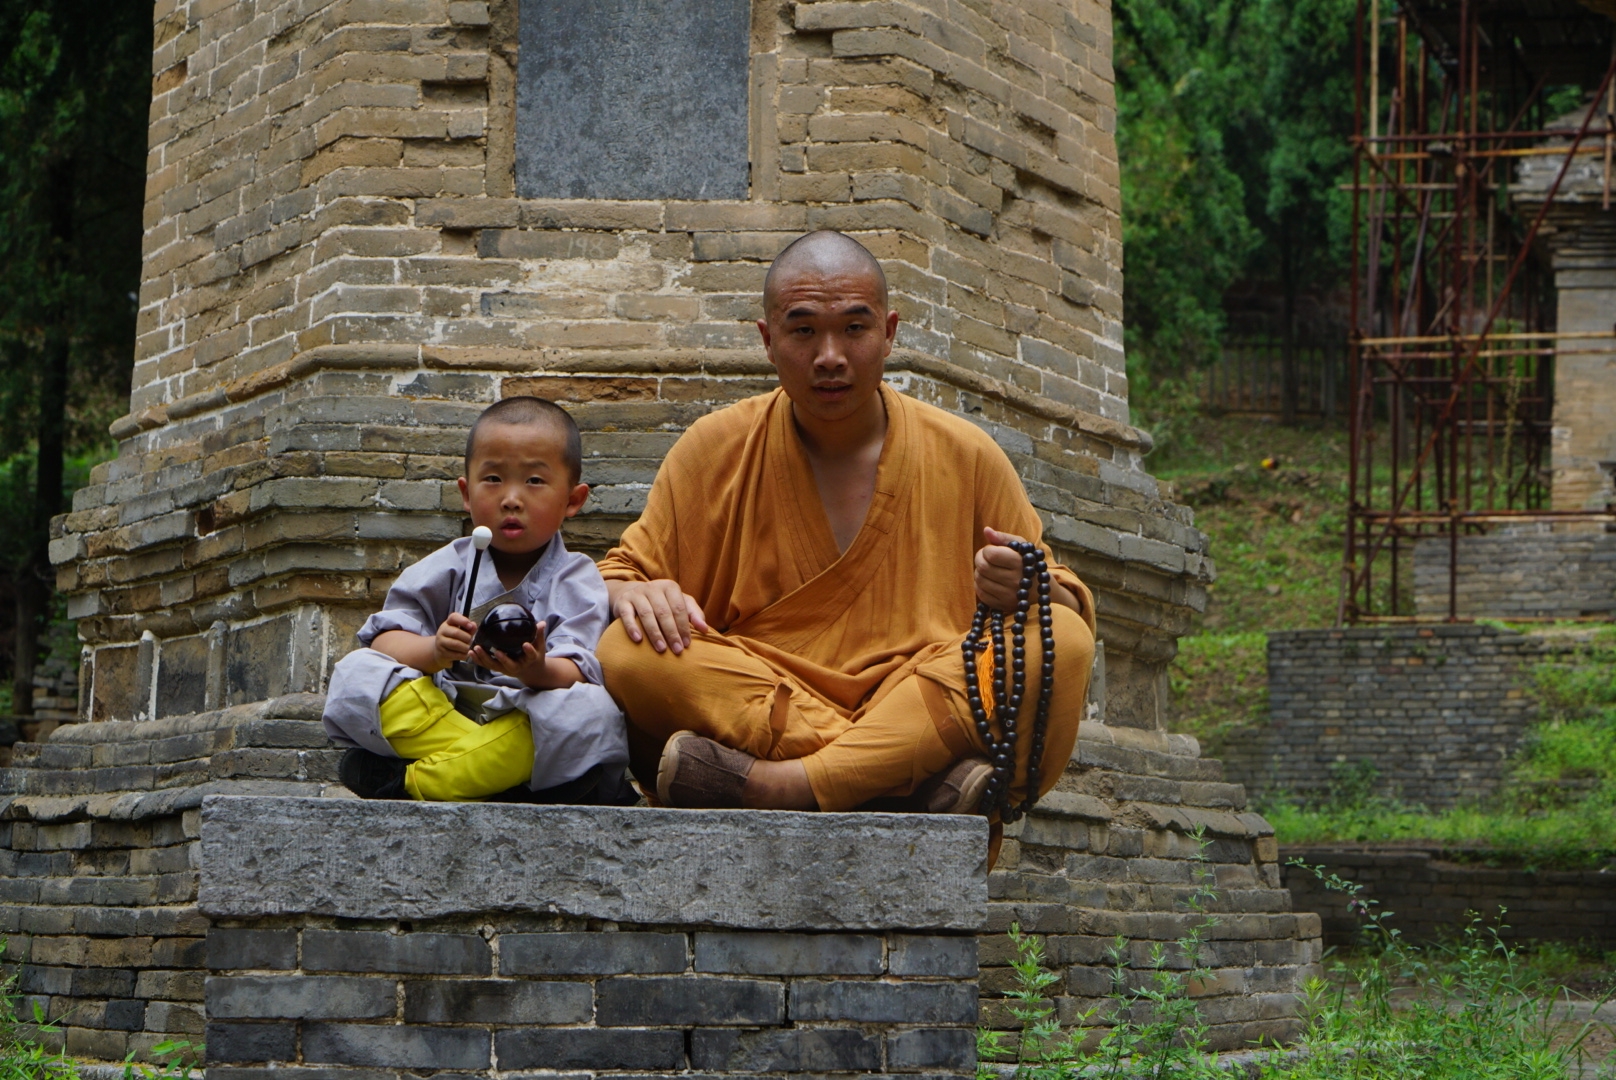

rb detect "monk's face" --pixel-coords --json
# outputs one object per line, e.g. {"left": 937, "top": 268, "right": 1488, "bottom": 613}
{"left": 757, "top": 266, "right": 899, "bottom": 426}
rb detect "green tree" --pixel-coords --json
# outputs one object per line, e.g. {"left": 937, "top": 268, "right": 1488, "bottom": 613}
{"left": 0, "top": 2, "right": 148, "bottom": 714}
{"left": 1116, "top": 0, "right": 1356, "bottom": 430}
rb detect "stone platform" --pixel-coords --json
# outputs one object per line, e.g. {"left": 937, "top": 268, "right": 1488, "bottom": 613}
{"left": 1, "top": 701, "right": 1320, "bottom": 1062}
{"left": 200, "top": 798, "right": 983, "bottom": 1079}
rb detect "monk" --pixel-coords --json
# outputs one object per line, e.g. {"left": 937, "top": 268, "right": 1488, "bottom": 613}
{"left": 596, "top": 230, "right": 1096, "bottom": 824}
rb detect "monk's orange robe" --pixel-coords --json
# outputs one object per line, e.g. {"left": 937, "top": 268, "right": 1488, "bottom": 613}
{"left": 597, "top": 384, "right": 1097, "bottom": 812}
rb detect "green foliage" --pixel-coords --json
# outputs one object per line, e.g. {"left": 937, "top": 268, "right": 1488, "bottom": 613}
{"left": 120, "top": 1040, "right": 202, "bottom": 1080}
{"left": 1167, "top": 631, "right": 1268, "bottom": 755}
{"left": 1117, "top": 0, "right": 1356, "bottom": 392}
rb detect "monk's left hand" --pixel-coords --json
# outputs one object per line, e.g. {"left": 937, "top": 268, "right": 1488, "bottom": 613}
{"left": 976, "top": 526, "right": 1084, "bottom": 616}
{"left": 974, "top": 527, "right": 1034, "bottom": 612}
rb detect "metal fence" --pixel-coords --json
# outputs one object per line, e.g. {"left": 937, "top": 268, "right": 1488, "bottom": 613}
{"left": 1203, "top": 336, "right": 1345, "bottom": 418}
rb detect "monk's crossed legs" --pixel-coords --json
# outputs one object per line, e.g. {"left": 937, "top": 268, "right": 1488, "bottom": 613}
{"left": 599, "top": 605, "right": 1095, "bottom": 811}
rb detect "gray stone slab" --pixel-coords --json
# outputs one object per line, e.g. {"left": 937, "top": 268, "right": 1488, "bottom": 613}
{"left": 198, "top": 797, "right": 987, "bottom": 930}
{"left": 516, "top": 0, "right": 750, "bottom": 200}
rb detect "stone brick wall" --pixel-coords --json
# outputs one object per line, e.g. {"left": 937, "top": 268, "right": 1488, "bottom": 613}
{"left": 197, "top": 797, "right": 982, "bottom": 1080}
{"left": 204, "top": 922, "right": 977, "bottom": 1076}
{"left": 0, "top": 697, "right": 334, "bottom": 1061}
{"left": 1413, "top": 532, "right": 1616, "bottom": 620}
{"left": 1283, "top": 846, "right": 1616, "bottom": 948}
{"left": 1218, "top": 626, "right": 1563, "bottom": 810}
{"left": 54, "top": 0, "right": 1211, "bottom": 732}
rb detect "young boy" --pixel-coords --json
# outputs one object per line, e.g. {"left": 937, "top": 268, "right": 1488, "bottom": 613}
{"left": 322, "top": 396, "right": 631, "bottom": 803}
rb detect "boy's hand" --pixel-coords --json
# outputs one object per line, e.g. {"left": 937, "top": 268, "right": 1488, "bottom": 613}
{"left": 472, "top": 626, "right": 551, "bottom": 688}
{"left": 434, "top": 613, "right": 477, "bottom": 668}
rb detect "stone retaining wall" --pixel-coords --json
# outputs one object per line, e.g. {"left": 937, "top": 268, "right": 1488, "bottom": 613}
{"left": 1413, "top": 532, "right": 1616, "bottom": 620}
{"left": 1218, "top": 626, "right": 1556, "bottom": 810}
{"left": 1282, "top": 846, "right": 1616, "bottom": 948}
{"left": 199, "top": 797, "right": 982, "bottom": 1080}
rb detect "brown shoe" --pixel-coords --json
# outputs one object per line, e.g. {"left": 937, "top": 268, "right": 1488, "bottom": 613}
{"left": 918, "top": 756, "right": 993, "bottom": 814}
{"left": 656, "top": 730, "right": 756, "bottom": 809}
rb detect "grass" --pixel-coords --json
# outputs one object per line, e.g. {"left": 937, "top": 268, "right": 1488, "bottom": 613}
{"left": 978, "top": 833, "right": 1615, "bottom": 1079}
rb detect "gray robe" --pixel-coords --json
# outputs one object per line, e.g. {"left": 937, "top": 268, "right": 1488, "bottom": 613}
{"left": 322, "top": 533, "right": 628, "bottom": 791}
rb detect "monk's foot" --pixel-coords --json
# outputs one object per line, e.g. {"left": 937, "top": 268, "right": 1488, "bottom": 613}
{"left": 657, "top": 730, "right": 753, "bottom": 809}
{"left": 742, "top": 758, "right": 818, "bottom": 811}
{"left": 916, "top": 756, "right": 993, "bottom": 814}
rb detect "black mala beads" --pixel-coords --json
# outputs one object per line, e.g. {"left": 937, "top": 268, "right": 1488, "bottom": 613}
{"left": 960, "top": 539, "right": 1056, "bottom": 823}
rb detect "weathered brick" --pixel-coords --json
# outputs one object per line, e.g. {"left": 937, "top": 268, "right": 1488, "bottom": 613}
{"left": 206, "top": 976, "right": 397, "bottom": 1020}
{"left": 691, "top": 1026, "right": 882, "bottom": 1071}
{"left": 595, "top": 977, "right": 785, "bottom": 1026}
{"left": 205, "top": 1023, "right": 297, "bottom": 1064}
{"left": 494, "top": 1028, "right": 685, "bottom": 1071}
{"left": 889, "top": 935, "right": 978, "bottom": 977}
{"left": 886, "top": 1027, "right": 977, "bottom": 1070}
{"left": 693, "top": 932, "right": 882, "bottom": 975}
{"left": 789, "top": 980, "right": 978, "bottom": 1024}
{"left": 301, "top": 930, "right": 489, "bottom": 975}
{"left": 302, "top": 1023, "right": 490, "bottom": 1070}
{"left": 499, "top": 931, "right": 687, "bottom": 975}
{"left": 402, "top": 979, "right": 591, "bottom": 1024}
{"left": 207, "top": 929, "right": 297, "bottom": 971}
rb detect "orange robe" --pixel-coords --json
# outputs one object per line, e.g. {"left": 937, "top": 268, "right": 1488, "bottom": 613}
{"left": 597, "top": 384, "right": 1097, "bottom": 812}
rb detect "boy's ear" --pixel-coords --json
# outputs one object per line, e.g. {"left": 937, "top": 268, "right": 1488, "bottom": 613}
{"left": 457, "top": 476, "right": 471, "bottom": 513}
{"left": 564, "top": 482, "right": 589, "bottom": 519}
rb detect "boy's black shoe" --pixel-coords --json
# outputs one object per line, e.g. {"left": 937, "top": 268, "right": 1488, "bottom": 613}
{"left": 489, "top": 765, "right": 642, "bottom": 806}
{"left": 338, "top": 748, "right": 410, "bottom": 799}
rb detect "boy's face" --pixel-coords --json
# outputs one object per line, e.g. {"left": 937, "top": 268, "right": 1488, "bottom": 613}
{"left": 457, "top": 421, "right": 587, "bottom": 555}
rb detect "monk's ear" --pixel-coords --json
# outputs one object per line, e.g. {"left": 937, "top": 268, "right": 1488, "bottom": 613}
{"left": 564, "top": 482, "right": 589, "bottom": 519}
{"left": 457, "top": 475, "right": 471, "bottom": 513}
{"left": 884, "top": 308, "right": 899, "bottom": 343}
{"left": 756, "top": 317, "right": 772, "bottom": 350}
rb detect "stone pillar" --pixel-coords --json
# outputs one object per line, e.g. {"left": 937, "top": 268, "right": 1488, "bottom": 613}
{"left": 1516, "top": 111, "right": 1616, "bottom": 512}
{"left": 53, "top": 0, "right": 1209, "bottom": 730}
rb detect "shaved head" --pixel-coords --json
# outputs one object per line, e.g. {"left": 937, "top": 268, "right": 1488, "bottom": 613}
{"left": 763, "top": 230, "right": 888, "bottom": 315}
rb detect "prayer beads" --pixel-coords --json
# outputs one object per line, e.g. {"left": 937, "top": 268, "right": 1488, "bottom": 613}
{"left": 960, "top": 539, "right": 1055, "bottom": 823}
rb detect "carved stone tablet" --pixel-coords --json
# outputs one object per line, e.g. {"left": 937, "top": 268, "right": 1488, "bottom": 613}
{"left": 517, "top": 0, "right": 751, "bottom": 200}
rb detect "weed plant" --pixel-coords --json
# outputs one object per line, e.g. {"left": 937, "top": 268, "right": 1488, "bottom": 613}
{"left": 976, "top": 850, "right": 1614, "bottom": 1079}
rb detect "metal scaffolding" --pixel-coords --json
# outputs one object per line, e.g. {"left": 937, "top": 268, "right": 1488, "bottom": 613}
{"left": 1342, "top": 0, "right": 1616, "bottom": 623}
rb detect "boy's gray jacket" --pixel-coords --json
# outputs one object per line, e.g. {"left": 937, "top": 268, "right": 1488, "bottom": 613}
{"left": 321, "top": 533, "right": 628, "bottom": 790}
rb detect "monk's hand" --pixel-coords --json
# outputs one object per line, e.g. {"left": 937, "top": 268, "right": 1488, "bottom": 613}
{"left": 434, "top": 613, "right": 477, "bottom": 669}
{"left": 974, "top": 527, "right": 1035, "bottom": 612}
{"left": 472, "top": 626, "right": 549, "bottom": 686}
{"left": 610, "top": 578, "right": 710, "bottom": 655}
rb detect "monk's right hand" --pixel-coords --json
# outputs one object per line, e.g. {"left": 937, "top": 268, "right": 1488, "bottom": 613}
{"left": 434, "top": 613, "right": 477, "bottom": 669}
{"left": 608, "top": 579, "right": 709, "bottom": 655}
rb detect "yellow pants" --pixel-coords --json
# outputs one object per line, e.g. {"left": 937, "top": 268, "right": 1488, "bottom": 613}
{"left": 599, "top": 604, "right": 1095, "bottom": 812}
{"left": 378, "top": 677, "right": 534, "bottom": 801}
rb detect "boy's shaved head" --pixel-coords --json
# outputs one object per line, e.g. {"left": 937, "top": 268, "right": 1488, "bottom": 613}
{"left": 465, "top": 396, "right": 582, "bottom": 484}
{"left": 763, "top": 230, "right": 888, "bottom": 314}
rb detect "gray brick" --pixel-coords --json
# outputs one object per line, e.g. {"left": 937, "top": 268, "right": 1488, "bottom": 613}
{"left": 499, "top": 932, "right": 686, "bottom": 975}
{"left": 403, "top": 979, "right": 592, "bottom": 1024}
{"left": 890, "top": 935, "right": 978, "bottom": 977}
{"left": 207, "top": 929, "right": 297, "bottom": 970}
{"left": 495, "top": 1028, "right": 685, "bottom": 1070}
{"left": 691, "top": 1027, "right": 881, "bottom": 1071}
{"left": 73, "top": 968, "right": 137, "bottom": 998}
{"left": 694, "top": 932, "right": 882, "bottom": 975}
{"left": 790, "top": 981, "right": 977, "bottom": 1024}
{"left": 205, "top": 1023, "right": 297, "bottom": 1064}
{"left": 596, "top": 977, "right": 784, "bottom": 1026}
{"left": 302, "top": 930, "right": 489, "bottom": 975}
{"left": 887, "top": 1028, "right": 977, "bottom": 1069}
{"left": 206, "top": 976, "right": 397, "bottom": 1019}
{"left": 210, "top": 1070, "right": 397, "bottom": 1080}
{"left": 302, "top": 1023, "right": 490, "bottom": 1070}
